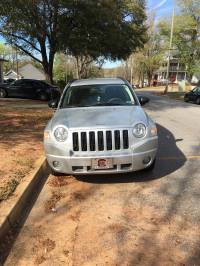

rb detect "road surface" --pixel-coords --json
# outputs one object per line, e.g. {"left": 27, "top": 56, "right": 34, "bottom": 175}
{"left": 5, "top": 93, "right": 200, "bottom": 266}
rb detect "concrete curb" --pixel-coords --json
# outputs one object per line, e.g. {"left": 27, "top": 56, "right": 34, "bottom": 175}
{"left": 0, "top": 157, "right": 50, "bottom": 265}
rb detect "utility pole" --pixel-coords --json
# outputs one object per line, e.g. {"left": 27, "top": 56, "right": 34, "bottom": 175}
{"left": 164, "top": 3, "right": 175, "bottom": 94}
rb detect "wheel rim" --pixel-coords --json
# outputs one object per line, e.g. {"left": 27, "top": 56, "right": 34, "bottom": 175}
{"left": 0, "top": 89, "right": 5, "bottom": 97}
{"left": 40, "top": 94, "right": 47, "bottom": 100}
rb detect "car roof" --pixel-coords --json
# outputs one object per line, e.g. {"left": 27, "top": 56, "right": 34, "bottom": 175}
{"left": 16, "top": 79, "right": 46, "bottom": 83}
{"left": 71, "top": 78, "right": 126, "bottom": 87}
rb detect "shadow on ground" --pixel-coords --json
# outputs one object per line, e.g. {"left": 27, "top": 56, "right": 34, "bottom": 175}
{"left": 77, "top": 124, "right": 186, "bottom": 184}
{"left": 137, "top": 91, "right": 200, "bottom": 112}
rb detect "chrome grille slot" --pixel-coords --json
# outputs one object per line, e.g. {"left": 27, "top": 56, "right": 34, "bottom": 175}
{"left": 81, "top": 132, "right": 87, "bottom": 151}
{"left": 114, "top": 130, "right": 120, "bottom": 150}
{"left": 89, "top": 131, "right": 95, "bottom": 151}
{"left": 106, "top": 131, "right": 112, "bottom": 150}
{"left": 72, "top": 129, "right": 129, "bottom": 152}
{"left": 97, "top": 131, "right": 104, "bottom": 151}
{"left": 123, "top": 130, "right": 129, "bottom": 149}
{"left": 72, "top": 132, "right": 79, "bottom": 151}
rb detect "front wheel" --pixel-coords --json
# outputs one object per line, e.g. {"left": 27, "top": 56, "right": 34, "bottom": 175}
{"left": 196, "top": 97, "right": 200, "bottom": 105}
{"left": 0, "top": 88, "right": 7, "bottom": 98}
{"left": 38, "top": 92, "right": 48, "bottom": 101}
{"left": 184, "top": 97, "right": 189, "bottom": 102}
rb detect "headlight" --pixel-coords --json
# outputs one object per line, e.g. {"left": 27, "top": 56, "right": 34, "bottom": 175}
{"left": 54, "top": 127, "right": 68, "bottom": 142}
{"left": 133, "top": 123, "right": 147, "bottom": 138}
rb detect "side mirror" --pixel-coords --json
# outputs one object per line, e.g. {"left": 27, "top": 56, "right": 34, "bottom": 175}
{"left": 138, "top": 96, "right": 149, "bottom": 106}
{"left": 48, "top": 99, "right": 58, "bottom": 109}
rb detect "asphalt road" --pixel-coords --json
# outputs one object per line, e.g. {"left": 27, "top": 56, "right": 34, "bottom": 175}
{"left": 5, "top": 93, "right": 200, "bottom": 266}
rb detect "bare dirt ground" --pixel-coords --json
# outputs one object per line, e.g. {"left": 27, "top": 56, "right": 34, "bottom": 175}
{"left": 0, "top": 99, "right": 52, "bottom": 202}
{"left": 5, "top": 167, "right": 200, "bottom": 266}
{"left": 4, "top": 93, "right": 200, "bottom": 266}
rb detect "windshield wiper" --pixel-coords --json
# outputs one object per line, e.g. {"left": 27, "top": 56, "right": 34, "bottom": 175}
{"left": 90, "top": 103, "right": 132, "bottom": 106}
{"left": 62, "top": 103, "right": 133, "bottom": 108}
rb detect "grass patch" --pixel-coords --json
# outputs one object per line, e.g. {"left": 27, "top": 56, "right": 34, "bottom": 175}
{"left": 0, "top": 178, "right": 19, "bottom": 202}
{"left": 0, "top": 160, "right": 34, "bottom": 202}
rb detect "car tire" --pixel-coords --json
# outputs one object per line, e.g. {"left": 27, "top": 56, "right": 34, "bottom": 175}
{"left": 184, "top": 97, "right": 189, "bottom": 102}
{"left": 143, "top": 159, "right": 156, "bottom": 171}
{"left": 0, "top": 88, "right": 7, "bottom": 98}
{"left": 196, "top": 97, "right": 200, "bottom": 105}
{"left": 38, "top": 93, "right": 48, "bottom": 101}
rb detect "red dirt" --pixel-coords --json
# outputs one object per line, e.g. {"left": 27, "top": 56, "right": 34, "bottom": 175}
{"left": 0, "top": 103, "right": 52, "bottom": 202}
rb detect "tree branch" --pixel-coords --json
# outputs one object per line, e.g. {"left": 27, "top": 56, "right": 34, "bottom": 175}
{"left": 13, "top": 43, "right": 42, "bottom": 64}
{"left": 0, "top": 30, "right": 41, "bottom": 53}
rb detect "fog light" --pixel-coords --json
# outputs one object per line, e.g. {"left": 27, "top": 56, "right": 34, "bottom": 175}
{"left": 53, "top": 161, "right": 60, "bottom": 168}
{"left": 143, "top": 156, "right": 151, "bottom": 165}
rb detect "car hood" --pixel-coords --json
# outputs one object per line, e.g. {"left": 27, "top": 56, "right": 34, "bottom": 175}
{"left": 51, "top": 106, "right": 148, "bottom": 130}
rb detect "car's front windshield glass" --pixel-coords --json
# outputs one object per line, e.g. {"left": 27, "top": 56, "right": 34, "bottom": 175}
{"left": 60, "top": 84, "right": 137, "bottom": 108}
{"left": 193, "top": 87, "right": 200, "bottom": 93}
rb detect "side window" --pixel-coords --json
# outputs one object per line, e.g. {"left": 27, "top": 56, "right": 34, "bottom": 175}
{"left": 35, "top": 81, "right": 48, "bottom": 90}
{"left": 12, "top": 80, "right": 24, "bottom": 86}
{"left": 22, "top": 81, "right": 34, "bottom": 87}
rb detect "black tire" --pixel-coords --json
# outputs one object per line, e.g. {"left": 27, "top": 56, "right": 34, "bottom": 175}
{"left": 0, "top": 88, "right": 7, "bottom": 98}
{"left": 196, "top": 97, "right": 200, "bottom": 105}
{"left": 38, "top": 92, "right": 48, "bottom": 101}
{"left": 184, "top": 97, "right": 189, "bottom": 102}
{"left": 143, "top": 159, "right": 156, "bottom": 171}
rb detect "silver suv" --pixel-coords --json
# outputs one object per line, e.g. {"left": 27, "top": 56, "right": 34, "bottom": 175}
{"left": 44, "top": 78, "right": 158, "bottom": 175}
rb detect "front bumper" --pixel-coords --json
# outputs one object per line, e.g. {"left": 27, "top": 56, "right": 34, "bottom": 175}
{"left": 46, "top": 143, "right": 157, "bottom": 175}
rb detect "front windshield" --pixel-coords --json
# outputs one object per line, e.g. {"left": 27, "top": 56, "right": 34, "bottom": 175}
{"left": 193, "top": 87, "right": 200, "bottom": 93}
{"left": 61, "top": 84, "right": 137, "bottom": 108}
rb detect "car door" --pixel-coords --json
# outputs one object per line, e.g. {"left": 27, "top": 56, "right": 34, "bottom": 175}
{"left": 7, "top": 80, "right": 26, "bottom": 97}
{"left": 22, "top": 80, "right": 38, "bottom": 99}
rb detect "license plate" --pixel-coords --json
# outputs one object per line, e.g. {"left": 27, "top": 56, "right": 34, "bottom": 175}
{"left": 92, "top": 158, "right": 113, "bottom": 170}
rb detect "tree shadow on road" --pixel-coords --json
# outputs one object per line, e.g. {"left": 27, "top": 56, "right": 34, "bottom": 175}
{"left": 77, "top": 124, "right": 187, "bottom": 184}
{"left": 140, "top": 92, "right": 200, "bottom": 112}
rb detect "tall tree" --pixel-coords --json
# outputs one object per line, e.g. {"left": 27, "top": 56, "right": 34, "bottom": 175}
{"left": 0, "top": 0, "right": 147, "bottom": 82}
{"left": 0, "top": 0, "right": 62, "bottom": 83}
{"left": 159, "top": 0, "right": 200, "bottom": 82}
{"left": 61, "top": 0, "right": 147, "bottom": 78}
{"left": 128, "top": 15, "right": 164, "bottom": 87}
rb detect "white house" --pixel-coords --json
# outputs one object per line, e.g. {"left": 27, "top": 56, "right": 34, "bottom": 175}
{"left": 4, "top": 63, "right": 45, "bottom": 81}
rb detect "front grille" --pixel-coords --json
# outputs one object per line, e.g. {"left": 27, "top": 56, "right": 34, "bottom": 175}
{"left": 72, "top": 130, "right": 129, "bottom": 152}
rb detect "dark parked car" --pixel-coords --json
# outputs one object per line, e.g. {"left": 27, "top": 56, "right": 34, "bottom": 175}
{"left": 184, "top": 87, "right": 200, "bottom": 105}
{"left": 3, "top": 78, "right": 15, "bottom": 84}
{"left": 0, "top": 79, "right": 60, "bottom": 101}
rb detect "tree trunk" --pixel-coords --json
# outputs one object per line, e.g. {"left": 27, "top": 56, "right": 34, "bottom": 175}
{"left": 40, "top": 39, "right": 55, "bottom": 84}
{"left": 76, "top": 56, "right": 93, "bottom": 79}
{"left": 42, "top": 62, "right": 54, "bottom": 84}
{"left": 147, "top": 71, "right": 152, "bottom": 87}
